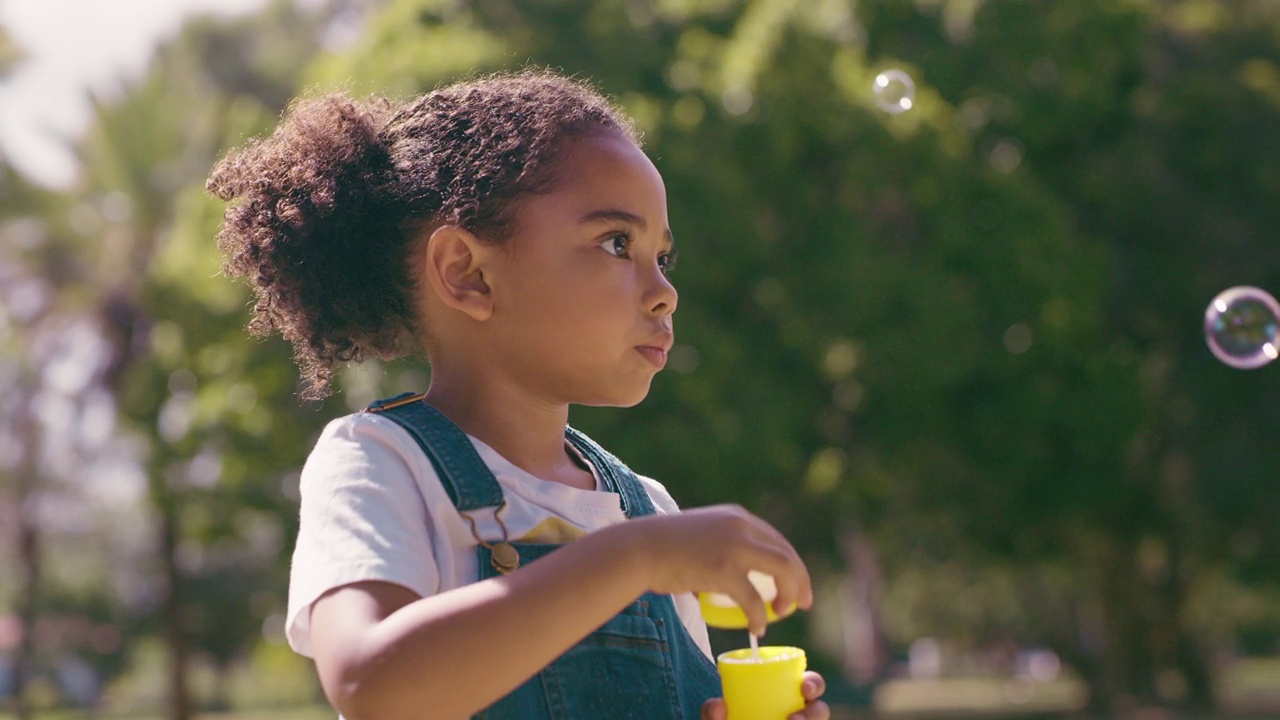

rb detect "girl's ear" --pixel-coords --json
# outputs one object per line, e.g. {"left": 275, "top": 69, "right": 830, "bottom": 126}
{"left": 421, "top": 225, "right": 495, "bottom": 322}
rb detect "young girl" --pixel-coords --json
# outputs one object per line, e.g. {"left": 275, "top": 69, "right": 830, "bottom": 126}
{"left": 208, "top": 70, "right": 829, "bottom": 720}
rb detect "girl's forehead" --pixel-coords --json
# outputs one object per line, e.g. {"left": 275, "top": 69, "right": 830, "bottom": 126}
{"left": 548, "top": 135, "right": 667, "bottom": 208}
{"left": 499, "top": 145, "right": 669, "bottom": 251}
{"left": 496, "top": 134, "right": 668, "bottom": 244}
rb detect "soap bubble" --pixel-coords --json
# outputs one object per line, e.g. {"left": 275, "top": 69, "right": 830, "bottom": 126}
{"left": 873, "top": 69, "right": 916, "bottom": 114}
{"left": 1204, "top": 286, "right": 1279, "bottom": 369}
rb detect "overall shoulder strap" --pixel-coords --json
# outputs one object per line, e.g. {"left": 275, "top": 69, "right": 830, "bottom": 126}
{"left": 564, "top": 426, "right": 657, "bottom": 519}
{"left": 364, "top": 392, "right": 503, "bottom": 512}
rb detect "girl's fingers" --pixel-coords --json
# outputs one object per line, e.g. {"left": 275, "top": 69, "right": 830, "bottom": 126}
{"left": 701, "top": 697, "right": 727, "bottom": 720}
{"left": 723, "top": 570, "right": 769, "bottom": 636}
{"left": 776, "top": 536, "right": 813, "bottom": 608}
{"left": 740, "top": 517, "right": 813, "bottom": 608}
{"left": 788, "top": 700, "right": 831, "bottom": 720}
{"left": 801, "top": 671, "right": 826, "bottom": 700}
{"left": 740, "top": 542, "right": 811, "bottom": 620}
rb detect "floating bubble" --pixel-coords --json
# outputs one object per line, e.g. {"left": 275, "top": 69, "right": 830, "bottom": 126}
{"left": 1204, "top": 286, "right": 1279, "bottom": 369}
{"left": 873, "top": 69, "right": 916, "bottom": 114}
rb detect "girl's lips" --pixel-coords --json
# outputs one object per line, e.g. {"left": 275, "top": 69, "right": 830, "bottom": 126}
{"left": 636, "top": 346, "right": 668, "bottom": 368}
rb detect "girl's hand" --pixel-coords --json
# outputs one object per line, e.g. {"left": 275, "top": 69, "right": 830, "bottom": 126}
{"left": 700, "top": 671, "right": 830, "bottom": 720}
{"left": 622, "top": 504, "right": 813, "bottom": 636}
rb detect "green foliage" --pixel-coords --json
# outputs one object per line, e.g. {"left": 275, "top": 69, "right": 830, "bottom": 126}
{"left": 0, "top": 3, "right": 350, "bottom": 712}
{"left": 10, "top": 0, "right": 1280, "bottom": 713}
{"left": 301, "top": 0, "right": 1280, "bottom": 706}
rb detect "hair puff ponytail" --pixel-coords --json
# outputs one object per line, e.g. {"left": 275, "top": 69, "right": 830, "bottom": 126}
{"left": 208, "top": 94, "right": 417, "bottom": 400}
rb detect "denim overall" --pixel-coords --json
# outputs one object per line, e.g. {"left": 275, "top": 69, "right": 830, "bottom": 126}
{"left": 366, "top": 393, "right": 722, "bottom": 719}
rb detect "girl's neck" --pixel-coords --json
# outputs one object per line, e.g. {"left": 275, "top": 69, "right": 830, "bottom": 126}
{"left": 423, "top": 370, "right": 590, "bottom": 489}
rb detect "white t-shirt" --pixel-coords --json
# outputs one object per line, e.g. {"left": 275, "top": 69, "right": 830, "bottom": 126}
{"left": 286, "top": 411, "right": 713, "bottom": 661}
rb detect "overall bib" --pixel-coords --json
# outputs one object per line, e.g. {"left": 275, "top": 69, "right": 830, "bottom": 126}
{"left": 366, "top": 393, "right": 722, "bottom": 719}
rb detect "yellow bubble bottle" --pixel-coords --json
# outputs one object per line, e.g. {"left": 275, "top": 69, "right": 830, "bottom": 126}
{"left": 717, "top": 646, "right": 807, "bottom": 720}
{"left": 699, "top": 571, "right": 807, "bottom": 720}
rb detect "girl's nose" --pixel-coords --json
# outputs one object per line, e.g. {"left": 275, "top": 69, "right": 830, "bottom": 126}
{"left": 646, "top": 269, "right": 678, "bottom": 317}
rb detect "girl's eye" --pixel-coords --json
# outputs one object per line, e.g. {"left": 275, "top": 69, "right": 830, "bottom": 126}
{"left": 658, "top": 251, "right": 678, "bottom": 275}
{"left": 600, "top": 233, "right": 630, "bottom": 258}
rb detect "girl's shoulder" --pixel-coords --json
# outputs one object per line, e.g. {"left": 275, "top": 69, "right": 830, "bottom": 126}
{"left": 632, "top": 473, "right": 683, "bottom": 515}
{"left": 299, "top": 410, "right": 443, "bottom": 501}
{"left": 306, "top": 411, "right": 688, "bottom": 515}
{"left": 307, "top": 410, "right": 430, "bottom": 465}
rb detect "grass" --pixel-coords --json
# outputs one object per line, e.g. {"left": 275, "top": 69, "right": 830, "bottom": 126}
{"left": 28, "top": 656, "right": 1280, "bottom": 720}
{"left": 863, "top": 658, "right": 1280, "bottom": 719}
{"left": 874, "top": 676, "right": 1088, "bottom": 716}
{"left": 34, "top": 709, "right": 334, "bottom": 720}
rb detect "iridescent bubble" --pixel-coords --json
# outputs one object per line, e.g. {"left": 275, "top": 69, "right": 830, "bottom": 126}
{"left": 1204, "top": 286, "right": 1280, "bottom": 369}
{"left": 873, "top": 69, "right": 916, "bottom": 114}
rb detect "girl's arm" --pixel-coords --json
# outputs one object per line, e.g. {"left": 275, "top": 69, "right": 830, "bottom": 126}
{"left": 309, "top": 504, "right": 811, "bottom": 720}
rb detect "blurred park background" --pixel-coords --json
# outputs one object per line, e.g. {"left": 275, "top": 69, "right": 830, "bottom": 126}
{"left": 2, "top": 0, "right": 1279, "bottom": 718}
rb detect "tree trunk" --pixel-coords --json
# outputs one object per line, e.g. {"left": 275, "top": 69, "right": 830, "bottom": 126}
{"left": 1089, "top": 538, "right": 1160, "bottom": 714}
{"left": 1165, "top": 536, "right": 1215, "bottom": 711}
{"left": 1088, "top": 529, "right": 1219, "bottom": 715}
{"left": 1176, "top": 625, "right": 1215, "bottom": 711}
{"left": 159, "top": 497, "right": 192, "bottom": 720}
{"left": 10, "top": 391, "right": 39, "bottom": 720}
{"left": 102, "top": 296, "right": 194, "bottom": 720}
{"left": 1160, "top": 454, "right": 1217, "bottom": 713}
{"left": 838, "top": 524, "right": 887, "bottom": 699}
{"left": 211, "top": 662, "right": 232, "bottom": 713}
{"left": 12, "top": 490, "right": 38, "bottom": 720}
{"left": 1050, "top": 585, "right": 1107, "bottom": 717}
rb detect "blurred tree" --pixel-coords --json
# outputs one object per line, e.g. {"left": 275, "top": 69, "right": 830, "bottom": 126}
{"left": 0, "top": 17, "right": 114, "bottom": 704}
{"left": 55, "top": 2, "right": 359, "bottom": 717}
{"left": 869, "top": 0, "right": 1280, "bottom": 709}
{"left": 0, "top": 22, "right": 33, "bottom": 719}
{"left": 1, "top": 106, "right": 132, "bottom": 720}
{"left": 0, "top": 163, "right": 55, "bottom": 720}
{"left": 301, "top": 0, "right": 1280, "bottom": 713}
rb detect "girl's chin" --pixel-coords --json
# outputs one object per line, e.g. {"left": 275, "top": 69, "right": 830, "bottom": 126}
{"left": 576, "top": 384, "right": 654, "bottom": 409}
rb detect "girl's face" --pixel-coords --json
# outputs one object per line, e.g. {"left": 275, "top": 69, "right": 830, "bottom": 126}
{"left": 484, "top": 133, "right": 678, "bottom": 408}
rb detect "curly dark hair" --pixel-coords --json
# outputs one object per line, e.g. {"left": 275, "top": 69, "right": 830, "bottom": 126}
{"left": 207, "top": 70, "right": 640, "bottom": 399}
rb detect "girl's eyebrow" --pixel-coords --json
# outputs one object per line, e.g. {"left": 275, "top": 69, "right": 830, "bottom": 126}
{"left": 579, "top": 208, "right": 676, "bottom": 251}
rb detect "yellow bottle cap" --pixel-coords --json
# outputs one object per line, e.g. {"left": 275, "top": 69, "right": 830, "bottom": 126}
{"left": 698, "top": 571, "right": 799, "bottom": 629}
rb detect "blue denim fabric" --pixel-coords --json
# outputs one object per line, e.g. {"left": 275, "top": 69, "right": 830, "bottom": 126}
{"left": 368, "top": 394, "right": 722, "bottom": 719}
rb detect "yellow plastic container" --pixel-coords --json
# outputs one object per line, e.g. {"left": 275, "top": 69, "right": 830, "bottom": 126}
{"left": 717, "top": 646, "right": 807, "bottom": 720}
{"left": 698, "top": 571, "right": 798, "bottom": 629}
